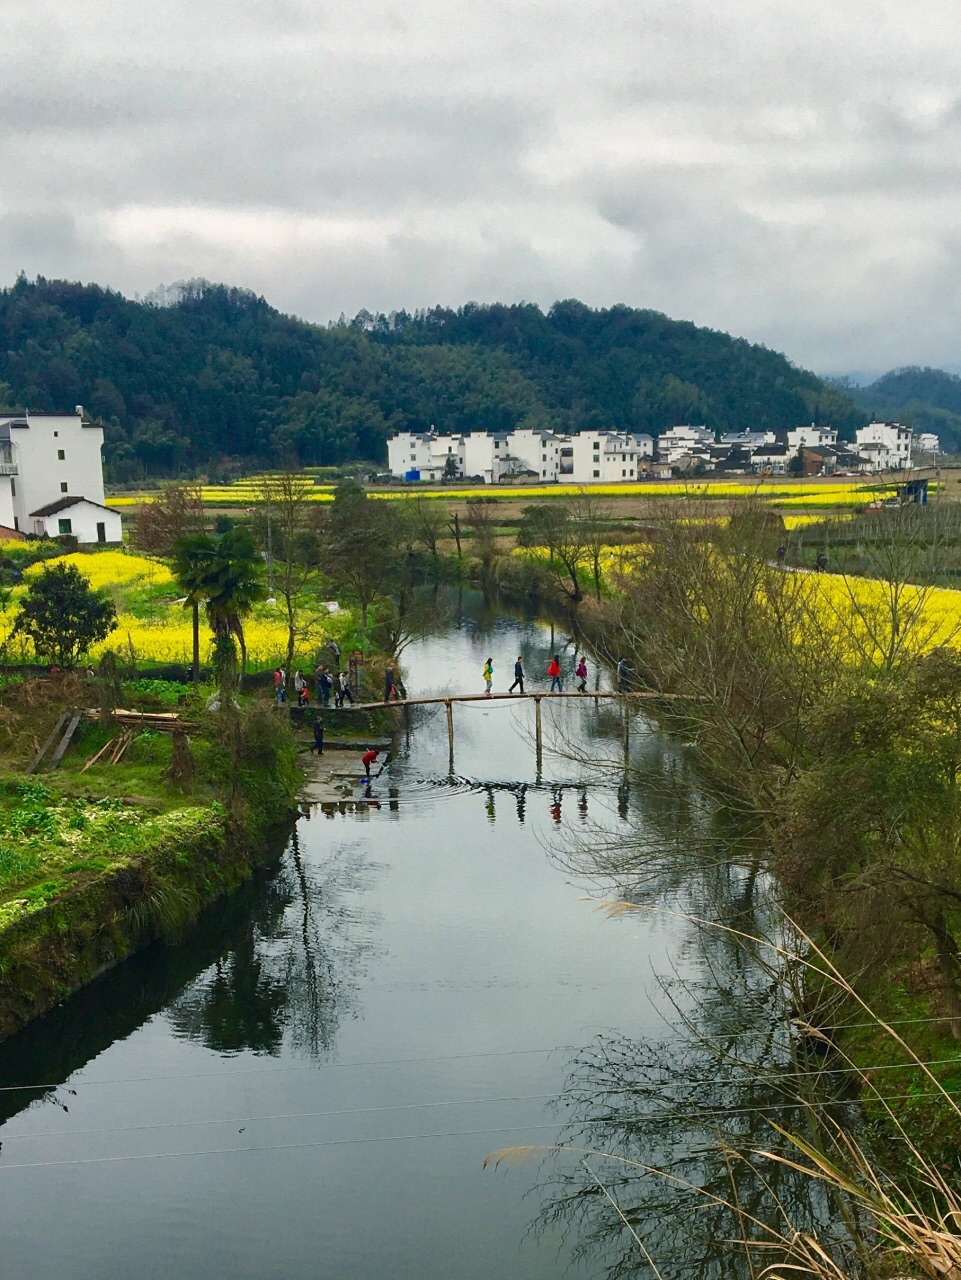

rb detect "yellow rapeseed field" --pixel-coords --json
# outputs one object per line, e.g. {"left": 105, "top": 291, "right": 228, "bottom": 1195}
{"left": 24, "top": 551, "right": 175, "bottom": 591}
{"left": 110, "top": 477, "right": 907, "bottom": 508}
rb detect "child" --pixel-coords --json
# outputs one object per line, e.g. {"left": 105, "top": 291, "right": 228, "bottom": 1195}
{"left": 483, "top": 657, "right": 493, "bottom": 697}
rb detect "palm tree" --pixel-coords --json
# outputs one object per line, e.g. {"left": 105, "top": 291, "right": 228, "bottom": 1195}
{"left": 172, "top": 529, "right": 265, "bottom": 683}
{"left": 172, "top": 534, "right": 216, "bottom": 683}
{"left": 203, "top": 528, "right": 265, "bottom": 681}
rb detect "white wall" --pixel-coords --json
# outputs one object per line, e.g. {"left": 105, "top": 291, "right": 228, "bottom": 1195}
{"left": 0, "top": 477, "right": 15, "bottom": 529}
{"left": 0, "top": 410, "right": 107, "bottom": 531}
{"left": 34, "top": 502, "right": 122, "bottom": 543}
{"left": 786, "top": 425, "right": 837, "bottom": 451}
{"left": 855, "top": 422, "right": 913, "bottom": 471}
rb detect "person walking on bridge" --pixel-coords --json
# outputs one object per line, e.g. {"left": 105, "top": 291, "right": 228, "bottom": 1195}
{"left": 575, "top": 655, "right": 588, "bottom": 693}
{"left": 483, "top": 657, "right": 494, "bottom": 697}
{"left": 548, "top": 655, "right": 563, "bottom": 693}
{"left": 509, "top": 656, "right": 525, "bottom": 695}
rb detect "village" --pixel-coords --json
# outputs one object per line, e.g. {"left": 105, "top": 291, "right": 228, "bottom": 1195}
{"left": 388, "top": 419, "right": 937, "bottom": 484}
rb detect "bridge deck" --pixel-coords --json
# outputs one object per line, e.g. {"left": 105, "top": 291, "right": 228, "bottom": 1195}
{"left": 352, "top": 690, "right": 663, "bottom": 711}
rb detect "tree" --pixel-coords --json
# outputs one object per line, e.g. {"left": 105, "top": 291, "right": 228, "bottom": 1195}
{"left": 406, "top": 496, "right": 446, "bottom": 561}
{"left": 787, "top": 448, "right": 805, "bottom": 476}
{"left": 464, "top": 499, "right": 499, "bottom": 582}
{"left": 172, "top": 534, "right": 217, "bottom": 682}
{"left": 442, "top": 455, "right": 460, "bottom": 480}
{"left": 14, "top": 562, "right": 117, "bottom": 667}
{"left": 321, "top": 481, "right": 401, "bottom": 641}
{"left": 202, "top": 528, "right": 265, "bottom": 680}
{"left": 570, "top": 490, "right": 612, "bottom": 600}
{"left": 133, "top": 482, "right": 206, "bottom": 556}
{"left": 517, "top": 500, "right": 589, "bottom": 601}
{"left": 254, "top": 470, "right": 323, "bottom": 692}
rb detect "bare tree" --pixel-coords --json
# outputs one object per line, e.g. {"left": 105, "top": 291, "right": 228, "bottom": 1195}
{"left": 133, "top": 482, "right": 206, "bottom": 555}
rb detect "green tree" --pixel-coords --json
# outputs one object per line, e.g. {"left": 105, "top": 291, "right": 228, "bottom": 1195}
{"left": 203, "top": 528, "right": 265, "bottom": 681}
{"left": 321, "top": 481, "right": 400, "bottom": 641}
{"left": 14, "top": 562, "right": 117, "bottom": 667}
{"left": 172, "top": 533, "right": 217, "bottom": 683}
{"left": 255, "top": 469, "right": 323, "bottom": 693}
{"left": 517, "top": 500, "right": 589, "bottom": 601}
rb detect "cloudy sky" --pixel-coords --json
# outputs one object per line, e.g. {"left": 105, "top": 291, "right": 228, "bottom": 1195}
{"left": 2, "top": 0, "right": 960, "bottom": 374}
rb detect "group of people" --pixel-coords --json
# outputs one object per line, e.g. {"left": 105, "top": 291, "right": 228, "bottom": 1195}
{"left": 273, "top": 665, "right": 355, "bottom": 707}
{"left": 482, "top": 653, "right": 591, "bottom": 697}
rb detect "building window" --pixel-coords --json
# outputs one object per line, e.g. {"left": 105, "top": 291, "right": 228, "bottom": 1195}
{"left": 58, "top": 519, "right": 72, "bottom": 535}
{"left": 10, "top": 479, "right": 14, "bottom": 496}
{"left": 60, "top": 482, "right": 68, "bottom": 493}
{"left": 53, "top": 431, "right": 58, "bottom": 438}
{"left": 57, "top": 449, "right": 65, "bottom": 460}
{"left": 593, "top": 470, "right": 600, "bottom": 478}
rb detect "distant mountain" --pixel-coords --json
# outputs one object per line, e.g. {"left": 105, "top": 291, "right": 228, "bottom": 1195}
{"left": 829, "top": 366, "right": 961, "bottom": 451}
{"left": 0, "top": 276, "right": 866, "bottom": 481}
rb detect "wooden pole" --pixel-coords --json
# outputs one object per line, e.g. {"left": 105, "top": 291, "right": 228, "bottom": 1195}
{"left": 534, "top": 695, "right": 543, "bottom": 778}
{"left": 445, "top": 699, "right": 454, "bottom": 773}
{"left": 622, "top": 700, "right": 630, "bottom": 770}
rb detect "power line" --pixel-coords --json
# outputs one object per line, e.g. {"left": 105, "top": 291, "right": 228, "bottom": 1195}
{"left": 0, "top": 1122, "right": 566, "bottom": 1172}
{"left": 0, "top": 1046, "right": 565, "bottom": 1094}
{"left": 0, "top": 1092, "right": 562, "bottom": 1142}
{"left": 0, "top": 1090, "right": 955, "bottom": 1174}
{"left": 2, "top": 1046, "right": 956, "bottom": 1103}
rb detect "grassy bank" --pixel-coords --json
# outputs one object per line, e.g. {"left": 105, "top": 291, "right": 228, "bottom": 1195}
{"left": 0, "top": 675, "right": 300, "bottom": 1043}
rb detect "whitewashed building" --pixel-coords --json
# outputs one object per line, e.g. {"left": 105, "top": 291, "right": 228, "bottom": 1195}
{"left": 0, "top": 408, "right": 122, "bottom": 542}
{"left": 854, "top": 421, "right": 913, "bottom": 472}
{"left": 570, "top": 431, "right": 653, "bottom": 481}
{"left": 657, "top": 425, "right": 714, "bottom": 466}
{"left": 917, "top": 432, "right": 941, "bottom": 457}
{"left": 787, "top": 424, "right": 838, "bottom": 452}
{"left": 386, "top": 429, "right": 465, "bottom": 481}
{"left": 28, "top": 496, "right": 123, "bottom": 543}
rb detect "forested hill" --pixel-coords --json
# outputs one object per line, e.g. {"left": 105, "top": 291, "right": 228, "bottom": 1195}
{"left": 834, "top": 367, "right": 961, "bottom": 452}
{"left": 0, "top": 276, "right": 865, "bottom": 480}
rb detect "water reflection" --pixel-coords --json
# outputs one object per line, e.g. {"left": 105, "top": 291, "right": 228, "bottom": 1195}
{"left": 169, "top": 834, "right": 379, "bottom": 1062}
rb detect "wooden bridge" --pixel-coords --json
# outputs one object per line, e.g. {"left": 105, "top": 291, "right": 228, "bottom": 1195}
{"left": 333, "top": 689, "right": 668, "bottom": 774}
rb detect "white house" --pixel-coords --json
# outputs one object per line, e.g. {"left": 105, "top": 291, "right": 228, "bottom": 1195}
{"left": 386, "top": 429, "right": 465, "bottom": 481}
{"left": 0, "top": 408, "right": 122, "bottom": 542}
{"left": 917, "top": 432, "right": 941, "bottom": 458}
{"left": 787, "top": 424, "right": 838, "bottom": 452}
{"left": 570, "top": 431, "right": 653, "bottom": 482}
{"left": 28, "top": 496, "right": 123, "bottom": 543}
{"left": 657, "top": 425, "right": 714, "bottom": 466}
{"left": 854, "top": 421, "right": 913, "bottom": 472}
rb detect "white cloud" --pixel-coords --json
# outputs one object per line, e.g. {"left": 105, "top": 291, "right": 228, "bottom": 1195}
{"left": 2, "top": 0, "right": 961, "bottom": 370}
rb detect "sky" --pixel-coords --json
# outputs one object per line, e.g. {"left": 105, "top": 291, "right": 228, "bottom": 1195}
{"left": 2, "top": 0, "right": 961, "bottom": 376}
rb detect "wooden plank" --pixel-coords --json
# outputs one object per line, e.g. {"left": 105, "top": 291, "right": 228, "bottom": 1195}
{"left": 25, "top": 710, "right": 70, "bottom": 775}
{"left": 45, "top": 708, "right": 83, "bottom": 772}
{"left": 79, "top": 737, "right": 118, "bottom": 774}
{"left": 331, "top": 690, "right": 669, "bottom": 712}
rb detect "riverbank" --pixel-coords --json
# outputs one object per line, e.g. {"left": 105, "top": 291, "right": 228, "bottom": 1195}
{"left": 0, "top": 677, "right": 301, "bottom": 1043}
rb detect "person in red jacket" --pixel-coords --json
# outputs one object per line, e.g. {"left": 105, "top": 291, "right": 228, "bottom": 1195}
{"left": 548, "top": 655, "right": 563, "bottom": 693}
{"left": 362, "top": 748, "right": 379, "bottom": 779}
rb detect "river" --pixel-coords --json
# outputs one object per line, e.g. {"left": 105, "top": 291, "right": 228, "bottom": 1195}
{"left": 0, "top": 593, "right": 829, "bottom": 1279}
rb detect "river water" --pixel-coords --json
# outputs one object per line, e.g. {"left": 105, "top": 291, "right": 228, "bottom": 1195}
{"left": 0, "top": 593, "right": 815, "bottom": 1279}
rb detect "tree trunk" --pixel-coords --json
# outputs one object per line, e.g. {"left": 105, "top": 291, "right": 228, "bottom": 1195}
{"left": 233, "top": 619, "right": 248, "bottom": 683}
{"left": 191, "top": 600, "right": 200, "bottom": 684}
{"left": 928, "top": 911, "right": 961, "bottom": 1040}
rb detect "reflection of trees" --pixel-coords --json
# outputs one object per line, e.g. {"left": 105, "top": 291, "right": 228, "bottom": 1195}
{"left": 167, "top": 834, "right": 379, "bottom": 1061}
{"left": 534, "top": 918, "right": 863, "bottom": 1280}
{"left": 530, "top": 720, "right": 866, "bottom": 1277}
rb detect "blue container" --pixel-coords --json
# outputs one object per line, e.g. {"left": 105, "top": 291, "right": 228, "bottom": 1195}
{"left": 405, "top": 469, "right": 421, "bottom": 482}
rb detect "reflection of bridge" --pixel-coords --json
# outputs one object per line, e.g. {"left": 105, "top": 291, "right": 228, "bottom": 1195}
{"left": 360, "top": 690, "right": 664, "bottom": 773}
